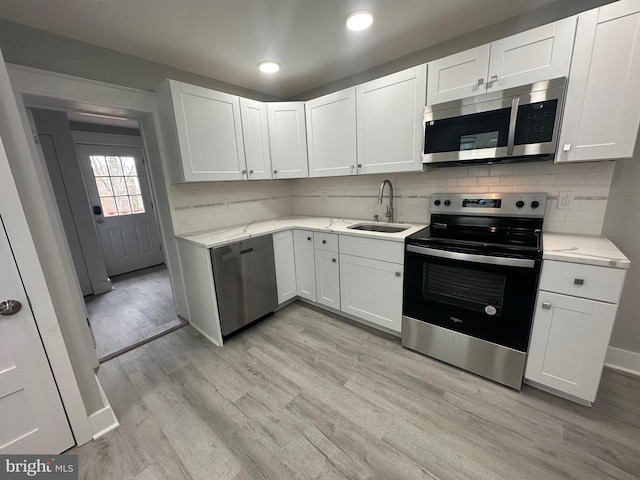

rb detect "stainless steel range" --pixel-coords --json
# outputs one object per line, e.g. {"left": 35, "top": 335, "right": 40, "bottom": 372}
{"left": 402, "top": 193, "right": 547, "bottom": 389}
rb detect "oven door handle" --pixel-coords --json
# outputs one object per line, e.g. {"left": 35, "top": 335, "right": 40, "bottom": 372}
{"left": 406, "top": 245, "right": 536, "bottom": 268}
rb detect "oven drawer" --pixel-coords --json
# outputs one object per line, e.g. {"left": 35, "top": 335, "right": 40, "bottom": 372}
{"left": 539, "top": 260, "right": 626, "bottom": 304}
{"left": 314, "top": 232, "right": 339, "bottom": 252}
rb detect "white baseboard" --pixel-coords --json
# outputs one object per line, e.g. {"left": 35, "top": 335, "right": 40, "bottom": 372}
{"left": 605, "top": 346, "right": 640, "bottom": 377}
{"left": 89, "top": 373, "right": 119, "bottom": 440}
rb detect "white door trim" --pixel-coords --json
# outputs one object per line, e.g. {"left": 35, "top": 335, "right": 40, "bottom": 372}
{"left": 3, "top": 62, "right": 187, "bottom": 444}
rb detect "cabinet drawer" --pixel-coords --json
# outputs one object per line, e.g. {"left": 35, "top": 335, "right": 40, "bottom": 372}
{"left": 539, "top": 260, "right": 626, "bottom": 303}
{"left": 339, "top": 235, "right": 404, "bottom": 265}
{"left": 314, "top": 232, "right": 339, "bottom": 252}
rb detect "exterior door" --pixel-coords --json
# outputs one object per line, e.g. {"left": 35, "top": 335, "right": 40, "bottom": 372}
{"left": 0, "top": 215, "right": 74, "bottom": 453}
{"left": 76, "top": 143, "right": 164, "bottom": 277}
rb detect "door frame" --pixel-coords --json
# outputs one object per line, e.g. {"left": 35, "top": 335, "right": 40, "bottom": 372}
{"left": 3, "top": 63, "right": 188, "bottom": 444}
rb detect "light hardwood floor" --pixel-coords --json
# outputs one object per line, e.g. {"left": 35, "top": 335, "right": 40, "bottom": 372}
{"left": 85, "top": 265, "right": 185, "bottom": 360}
{"left": 69, "top": 302, "right": 640, "bottom": 479}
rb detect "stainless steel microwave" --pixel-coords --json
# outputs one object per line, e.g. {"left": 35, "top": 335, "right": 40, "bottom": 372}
{"left": 423, "top": 77, "right": 566, "bottom": 165}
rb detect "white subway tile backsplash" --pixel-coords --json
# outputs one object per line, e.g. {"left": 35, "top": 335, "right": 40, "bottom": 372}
{"left": 167, "top": 161, "right": 614, "bottom": 237}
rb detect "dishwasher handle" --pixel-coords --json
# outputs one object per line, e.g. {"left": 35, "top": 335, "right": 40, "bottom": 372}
{"left": 221, "top": 246, "right": 255, "bottom": 261}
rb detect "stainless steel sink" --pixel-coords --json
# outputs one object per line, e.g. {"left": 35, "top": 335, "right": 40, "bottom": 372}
{"left": 347, "top": 223, "right": 410, "bottom": 233}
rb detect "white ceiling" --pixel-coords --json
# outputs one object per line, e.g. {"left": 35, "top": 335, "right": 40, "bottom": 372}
{"left": 0, "top": 0, "right": 561, "bottom": 98}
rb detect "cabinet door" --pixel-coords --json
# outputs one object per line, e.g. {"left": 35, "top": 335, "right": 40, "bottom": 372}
{"left": 306, "top": 88, "right": 357, "bottom": 177}
{"left": 169, "top": 81, "right": 246, "bottom": 181}
{"left": 293, "top": 230, "right": 316, "bottom": 301}
{"left": 356, "top": 65, "right": 426, "bottom": 175}
{"left": 426, "top": 45, "right": 490, "bottom": 105}
{"left": 240, "top": 98, "right": 272, "bottom": 180}
{"left": 525, "top": 291, "right": 617, "bottom": 403}
{"left": 314, "top": 249, "right": 340, "bottom": 309}
{"left": 339, "top": 254, "right": 403, "bottom": 333}
{"left": 267, "top": 102, "right": 309, "bottom": 179}
{"left": 486, "top": 17, "right": 576, "bottom": 93}
{"left": 273, "top": 231, "right": 297, "bottom": 304}
{"left": 558, "top": 4, "right": 640, "bottom": 162}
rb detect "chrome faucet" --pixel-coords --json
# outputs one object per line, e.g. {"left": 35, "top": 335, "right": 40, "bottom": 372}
{"left": 378, "top": 179, "right": 394, "bottom": 223}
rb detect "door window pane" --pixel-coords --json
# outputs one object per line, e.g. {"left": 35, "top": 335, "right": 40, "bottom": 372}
{"left": 90, "top": 155, "right": 145, "bottom": 217}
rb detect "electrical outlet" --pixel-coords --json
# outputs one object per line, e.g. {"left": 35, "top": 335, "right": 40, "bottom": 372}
{"left": 224, "top": 199, "right": 231, "bottom": 211}
{"left": 557, "top": 191, "right": 574, "bottom": 210}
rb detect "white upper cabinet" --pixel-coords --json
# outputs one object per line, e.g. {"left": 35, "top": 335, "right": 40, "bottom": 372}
{"left": 427, "top": 17, "right": 576, "bottom": 105}
{"left": 239, "top": 98, "right": 272, "bottom": 180}
{"left": 306, "top": 87, "right": 357, "bottom": 178}
{"left": 558, "top": 0, "right": 640, "bottom": 162}
{"left": 356, "top": 64, "right": 426, "bottom": 175}
{"left": 161, "top": 80, "right": 246, "bottom": 182}
{"left": 267, "top": 102, "right": 309, "bottom": 179}
{"left": 427, "top": 45, "right": 491, "bottom": 104}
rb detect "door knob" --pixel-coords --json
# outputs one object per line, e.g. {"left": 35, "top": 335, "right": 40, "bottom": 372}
{"left": 0, "top": 300, "right": 22, "bottom": 316}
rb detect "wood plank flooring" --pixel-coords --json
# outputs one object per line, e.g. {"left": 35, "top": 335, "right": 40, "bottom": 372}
{"left": 68, "top": 302, "right": 640, "bottom": 479}
{"left": 85, "top": 264, "right": 185, "bottom": 360}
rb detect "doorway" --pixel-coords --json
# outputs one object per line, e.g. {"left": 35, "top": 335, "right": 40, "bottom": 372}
{"left": 31, "top": 108, "right": 186, "bottom": 361}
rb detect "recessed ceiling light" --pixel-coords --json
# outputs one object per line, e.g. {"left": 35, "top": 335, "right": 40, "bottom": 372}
{"left": 258, "top": 61, "right": 280, "bottom": 74}
{"left": 346, "top": 11, "right": 374, "bottom": 31}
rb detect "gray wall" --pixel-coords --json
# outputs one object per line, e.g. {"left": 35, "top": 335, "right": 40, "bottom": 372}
{"left": 603, "top": 147, "right": 640, "bottom": 355}
{"left": 292, "top": 0, "right": 613, "bottom": 100}
{"left": 0, "top": 18, "right": 281, "bottom": 101}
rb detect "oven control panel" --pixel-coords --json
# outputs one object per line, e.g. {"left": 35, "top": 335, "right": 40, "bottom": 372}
{"left": 430, "top": 193, "right": 547, "bottom": 217}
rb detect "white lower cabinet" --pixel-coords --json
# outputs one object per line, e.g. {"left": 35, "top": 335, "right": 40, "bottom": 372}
{"left": 314, "top": 249, "right": 340, "bottom": 309}
{"left": 293, "top": 230, "right": 316, "bottom": 301}
{"left": 339, "top": 254, "right": 403, "bottom": 333}
{"left": 525, "top": 260, "right": 625, "bottom": 404}
{"left": 273, "top": 231, "right": 297, "bottom": 304}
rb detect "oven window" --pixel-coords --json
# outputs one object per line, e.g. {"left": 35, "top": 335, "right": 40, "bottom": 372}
{"left": 423, "top": 264, "right": 506, "bottom": 315}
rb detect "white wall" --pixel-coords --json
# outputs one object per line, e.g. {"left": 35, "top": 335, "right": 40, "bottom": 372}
{"left": 290, "top": 161, "right": 615, "bottom": 234}
{"left": 603, "top": 152, "right": 640, "bottom": 355}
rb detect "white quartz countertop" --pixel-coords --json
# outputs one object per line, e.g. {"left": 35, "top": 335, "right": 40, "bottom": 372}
{"left": 543, "top": 233, "right": 630, "bottom": 269}
{"left": 176, "top": 216, "right": 427, "bottom": 249}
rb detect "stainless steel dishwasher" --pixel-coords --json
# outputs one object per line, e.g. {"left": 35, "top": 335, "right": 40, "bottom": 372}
{"left": 210, "top": 235, "right": 278, "bottom": 337}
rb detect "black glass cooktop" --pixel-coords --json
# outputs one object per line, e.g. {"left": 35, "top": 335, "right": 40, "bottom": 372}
{"left": 407, "top": 214, "right": 543, "bottom": 259}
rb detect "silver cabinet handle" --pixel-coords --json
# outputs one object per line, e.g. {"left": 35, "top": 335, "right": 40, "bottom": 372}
{"left": 249, "top": 169, "right": 254, "bottom": 174}
{"left": 542, "top": 302, "right": 552, "bottom": 310}
{"left": 242, "top": 169, "right": 247, "bottom": 175}
{"left": 574, "top": 278, "right": 585, "bottom": 285}
{"left": 489, "top": 75, "right": 498, "bottom": 83}
{"left": 273, "top": 170, "right": 278, "bottom": 174}
{"left": 395, "top": 272, "right": 401, "bottom": 277}
{"left": 477, "top": 78, "right": 484, "bottom": 85}
{"left": 0, "top": 300, "right": 22, "bottom": 316}
{"left": 322, "top": 240, "right": 327, "bottom": 244}
{"left": 357, "top": 164, "right": 362, "bottom": 168}
{"left": 307, "top": 236, "right": 312, "bottom": 241}
{"left": 332, "top": 258, "right": 337, "bottom": 263}
{"left": 563, "top": 144, "right": 572, "bottom": 152}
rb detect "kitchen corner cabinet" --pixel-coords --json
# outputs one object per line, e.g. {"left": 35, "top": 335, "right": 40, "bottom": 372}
{"left": 157, "top": 80, "right": 247, "bottom": 182}
{"left": 267, "top": 103, "right": 309, "bottom": 179}
{"left": 557, "top": 0, "right": 640, "bottom": 162}
{"left": 525, "top": 260, "right": 626, "bottom": 404}
{"left": 293, "top": 230, "right": 316, "bottom": 301}
{"left": 427, "top": 17, "right": 576, "bottom": 105}
{"left": 356, "top": 64, "right": 426, "bottom": 175}
{"left": 306, "top": 87, "right": 357, "bottom": 178}
{"left": 273, "top": 230, "right": 297, "bottom": 304}
{"left": 239, "top": 98, "right": 272, "bottom": 180}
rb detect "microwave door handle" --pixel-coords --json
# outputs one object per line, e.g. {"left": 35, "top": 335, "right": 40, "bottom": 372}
{"left": 506, "top": 97, "right": 520, "bottom": 156}
{"left": 406, "top": 244, "right": 535, "bottom": 269}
